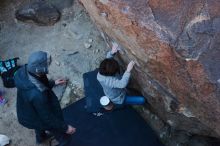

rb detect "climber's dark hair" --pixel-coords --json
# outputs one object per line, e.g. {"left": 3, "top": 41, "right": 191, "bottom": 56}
{"left": 99, "top": 58, "right": 120, "bottom": 76}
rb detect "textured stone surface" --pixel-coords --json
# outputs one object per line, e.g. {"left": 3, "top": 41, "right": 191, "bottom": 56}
{"left": 80, "top": 0, "right": 220, "bottom": 138}
{"left": 15, "top": 1, "right": 61, "bottom": 26}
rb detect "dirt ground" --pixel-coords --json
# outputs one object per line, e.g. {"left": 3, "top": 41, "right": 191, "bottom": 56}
{"left": 0, "top": 1, "right": 108, "bottom": 145}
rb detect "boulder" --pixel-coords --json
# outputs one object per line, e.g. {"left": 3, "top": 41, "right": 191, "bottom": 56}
{"left": 80, "top": 0, "right": 220, "bottom": 138}
{"left": 15, "top": 1, "right": 61, "bottom": 26}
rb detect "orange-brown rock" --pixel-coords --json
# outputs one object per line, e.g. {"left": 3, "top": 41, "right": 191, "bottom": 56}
{"left": 80, "top": 0, "right": 220, "bottom": 138}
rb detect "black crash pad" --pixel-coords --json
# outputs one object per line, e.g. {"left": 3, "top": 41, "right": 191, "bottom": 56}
{"left": 63, "top": 98, "right": 163, "bottom": 146}
{"left": 62, "top": 70, "right": 164, "bottom": 146}
{"left": 83, "top": 69, "right": 104, "bottom": 113}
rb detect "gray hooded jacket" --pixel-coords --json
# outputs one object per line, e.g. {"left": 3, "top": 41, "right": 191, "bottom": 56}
{"left": 97, "top": 51, "right": 131, "bottom": 104}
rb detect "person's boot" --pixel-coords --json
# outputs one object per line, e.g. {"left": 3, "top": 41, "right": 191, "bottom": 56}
{"left": 57, "top": 134, "right": 72, "bottom": 146}
{"left": 50, "top": 136, "right": 71, "bottom": 146}
{"left": 36, "top": 130, "right": 54, "bottom": 144}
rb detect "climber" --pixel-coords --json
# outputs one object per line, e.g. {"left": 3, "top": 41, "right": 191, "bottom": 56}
{"left": 97, "top": 43, "right": 145, "bottom": 110}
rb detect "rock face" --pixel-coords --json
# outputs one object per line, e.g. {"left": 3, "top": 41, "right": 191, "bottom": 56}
{"left": 80, "top": 0, "right": 220, "bottom": 138}
{"left": 15, "top": 1, "right": 61, "bottom": 26}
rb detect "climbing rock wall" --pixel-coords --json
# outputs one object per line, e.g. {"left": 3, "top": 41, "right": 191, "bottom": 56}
{"left": 80, "top": 0, "right": 220, "bottom": 138}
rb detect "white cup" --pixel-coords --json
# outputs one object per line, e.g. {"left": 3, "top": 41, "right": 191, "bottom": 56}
{"left": 100, "top": 96, "right": 114, "bottom": 110}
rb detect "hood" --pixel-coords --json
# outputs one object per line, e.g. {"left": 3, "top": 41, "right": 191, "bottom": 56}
{"left": 27, "top": 51, "right": 49, "bottom": 74}
{"left": 14, "top": 65, "right": 35, "bottom": 90}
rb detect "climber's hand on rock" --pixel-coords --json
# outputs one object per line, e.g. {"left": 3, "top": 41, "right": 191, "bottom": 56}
{"left": 111, "top": 42, "right": 119, "bottom": 54}
{"left": 126, "top": 61, "right": 135, "bottom": 72}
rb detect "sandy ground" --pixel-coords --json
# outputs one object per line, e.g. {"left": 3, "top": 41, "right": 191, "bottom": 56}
{"left": 0, "top": 1, "right": 108, "bottom": 145}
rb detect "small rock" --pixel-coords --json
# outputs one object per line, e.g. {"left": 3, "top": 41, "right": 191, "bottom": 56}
{"left": 84, "top": 43, "right": 92, "bottom": 49}
{"left": 100, "top": 12, "right": 107, "bottom": 17}
{"left": 88, "top": 39, "right": 93, "bottom": 43}
{"left": 67, "top": 51, "right": 79, "bottom": 56}
{"left": 55, "top": 61, "right": 60, "bottom": 66}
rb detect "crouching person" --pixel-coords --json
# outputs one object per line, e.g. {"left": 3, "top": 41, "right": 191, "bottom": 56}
{"left": 97, "top": 43, "right": 145, "bottom": 111}
{"left": 14, "top": 51, "right": 76, "bottom": 146}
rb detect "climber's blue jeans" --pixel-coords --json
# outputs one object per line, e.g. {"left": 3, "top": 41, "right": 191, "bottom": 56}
{"left": 124, "top": 96, "right": 145, "bottom": 105}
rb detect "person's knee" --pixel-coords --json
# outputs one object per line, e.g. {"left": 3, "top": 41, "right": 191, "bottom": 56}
{"left": 136, "top": 96, "right": 145, "bottom": 104}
